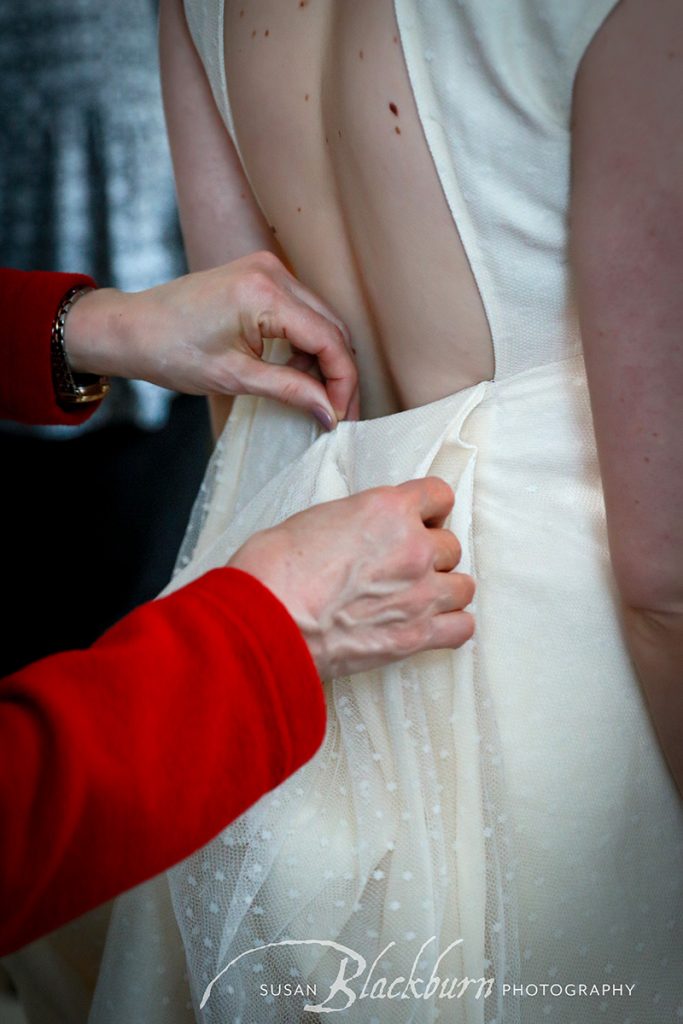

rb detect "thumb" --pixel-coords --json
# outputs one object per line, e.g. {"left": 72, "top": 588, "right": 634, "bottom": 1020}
{"left": 233, "top": 357, "right": 338, "bottom": 430}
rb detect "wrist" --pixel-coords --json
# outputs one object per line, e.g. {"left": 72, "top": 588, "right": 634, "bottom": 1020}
{"left": 63, "top": 287, "right": 135, "bottom": 377}
{"left": 228, "top": 531, "right": 325, "bottom": 674}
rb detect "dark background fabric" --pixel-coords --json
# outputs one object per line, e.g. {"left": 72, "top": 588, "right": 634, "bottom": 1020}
{"left": 1, "top": 394, "right": 211, "bottom": 675}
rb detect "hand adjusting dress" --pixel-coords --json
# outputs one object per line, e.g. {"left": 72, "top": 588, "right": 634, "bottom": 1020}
{"left": 89, "top": 1, "right": 683, "bottom": 1022}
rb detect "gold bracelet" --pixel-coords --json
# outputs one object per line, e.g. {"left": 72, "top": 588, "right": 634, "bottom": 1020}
{"left": 51, "top": 286, "right": 111, "bottom": 407}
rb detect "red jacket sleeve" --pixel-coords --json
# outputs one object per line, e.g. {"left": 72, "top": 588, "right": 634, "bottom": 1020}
{"left": 0, "top": 567, "right": 326, "bottom": 955}
{"left": 0, "top": 267, "right": 102, "bottom": 426}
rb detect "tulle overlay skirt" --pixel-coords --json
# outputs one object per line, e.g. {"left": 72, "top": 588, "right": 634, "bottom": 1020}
{"left": 89, "top": 349, "right": 683, "bottom": 1024}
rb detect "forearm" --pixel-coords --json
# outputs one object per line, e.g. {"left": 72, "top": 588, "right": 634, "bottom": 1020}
{"left": 159, "top": 0, "right": 274, "bottom": 273}
{"left": 159, "top": 0, "right": 276, "bottom": 434}
{"left": 0, "top": 568, "right": 324, "bottom": 954}
{"left": 621, "top": 604, "right": 683, "bottom": 797}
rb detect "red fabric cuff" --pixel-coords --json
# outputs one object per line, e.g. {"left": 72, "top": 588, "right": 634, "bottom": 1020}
{"left": 0, "top": 267, "right": 100, "bottom": 426}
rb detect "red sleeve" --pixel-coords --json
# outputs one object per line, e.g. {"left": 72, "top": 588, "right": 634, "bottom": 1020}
{"left": 0, "top": 267, "right": 101, "bottom": 426}
{"left": 0, "top": 567, "right": 325, "bottom": 955}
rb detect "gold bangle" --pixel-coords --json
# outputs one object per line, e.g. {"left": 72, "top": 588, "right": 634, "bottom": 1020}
{"left": 51, "top": 286, "right": 111, "bottom": 407}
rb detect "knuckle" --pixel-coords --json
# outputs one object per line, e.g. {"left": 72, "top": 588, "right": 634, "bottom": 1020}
{"left": 451, "top": 536, "right": 463, "bottom": 566}
{"left": 426, "top": 475, "right": 455, "bottom": 506}
{"left": 251, "top": 269, "right": 278, "bottom": 299}
{"left": 323, "top": 323, "right": 355, "bottom": 365}
{"left": 333, "top": 323, "right": 351, "bottom": 354}
{"left": 364, "top": 485, "right": 399, "bottom": 517}
{"left": 409, "top": 536, "right": 435, "bottom": 574}
{"left": 277, "top": 379, "right": 303, "bottom": 407}
{"left": 395, "top": 479, "right": 418, "bottom": 503}
{"left": 251, "top": 249, "right": 281, "bottom": 272}
{"left": 448, "top": 572, "right": 475, "bottom": 608}
{"left": 460, "top": 573, "right": 476, "bottom": 605}
{"left": 237, "top": 268, "right": 278, "bottom": 307}
{"left": 395, "top": 623, "right": 426, "bottom": 658}
{"left": 441, "top": 529, "right": 462, "bottom": 565}
{"left": 392, "top": 537, "right": 433, "bottom": 581}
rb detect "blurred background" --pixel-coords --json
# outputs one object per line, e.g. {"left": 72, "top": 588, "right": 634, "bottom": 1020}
{"left": 0, "top": 0, "right": 212, "bottom": 678}
{"left": 0, "top": 2, "right": 211, "bottom": 1012}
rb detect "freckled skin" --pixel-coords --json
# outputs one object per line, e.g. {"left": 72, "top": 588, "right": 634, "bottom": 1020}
{"left": 223, "top": 0, "right": 495, "bottom": 415}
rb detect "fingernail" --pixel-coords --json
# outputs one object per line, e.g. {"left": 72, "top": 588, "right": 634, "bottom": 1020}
{"left": 313, "top": 406, "right": 336, "bottom": 431}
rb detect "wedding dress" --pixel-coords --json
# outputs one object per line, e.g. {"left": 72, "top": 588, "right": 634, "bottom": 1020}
{"left": 89, "top": 1, "right": 683, "bottom": 1022}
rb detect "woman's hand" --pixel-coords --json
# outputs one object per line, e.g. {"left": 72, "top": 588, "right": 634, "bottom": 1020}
{"left": 64, "top": 252, "right": 359, "bottom": 429}
{"left": 228, "top": 477, "right": 476, "bottom": 680}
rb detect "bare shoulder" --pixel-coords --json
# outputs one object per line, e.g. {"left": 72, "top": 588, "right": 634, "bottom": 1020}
{"left": 573, "top": 0, "right": 682, "bottom": 179}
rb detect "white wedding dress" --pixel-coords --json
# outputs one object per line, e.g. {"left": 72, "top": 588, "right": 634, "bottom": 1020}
{"left": 88, "top": 1, "right": 683, "bottom": 1022}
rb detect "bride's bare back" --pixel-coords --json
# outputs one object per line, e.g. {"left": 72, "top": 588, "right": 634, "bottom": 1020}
{"left": 221, "top": 0, "right": 493, "bottom": 416}
{"left": 222, "top": 2, "right": 493, "bottom": 415}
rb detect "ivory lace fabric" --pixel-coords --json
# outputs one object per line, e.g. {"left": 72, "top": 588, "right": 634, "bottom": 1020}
{"left": 89, "top": 1, "right": 683, "bottom": 1021}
